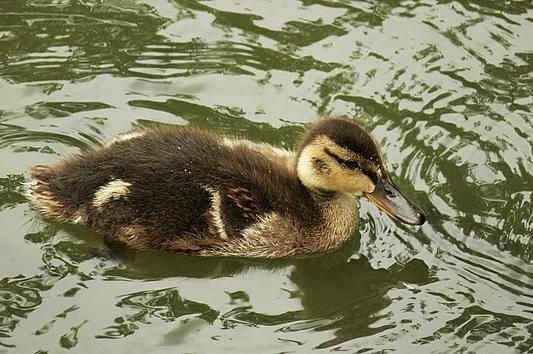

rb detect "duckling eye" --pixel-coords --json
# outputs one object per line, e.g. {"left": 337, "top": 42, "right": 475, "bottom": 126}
{"left": 324, "top": 148, "right": 361, "bottom": 170}
{"left": 342, "top": 160, "right": 360, "bottom": 170}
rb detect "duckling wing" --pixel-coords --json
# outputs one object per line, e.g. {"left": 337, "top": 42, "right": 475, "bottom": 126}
{"left": 226, "top": 187, "right": 261, "bottom": 221}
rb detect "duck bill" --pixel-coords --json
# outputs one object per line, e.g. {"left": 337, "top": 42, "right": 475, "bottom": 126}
{"left": 364, "top": 176, "right": 425, "bottom": 225}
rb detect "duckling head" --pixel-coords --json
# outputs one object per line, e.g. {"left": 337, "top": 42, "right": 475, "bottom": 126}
{"left": 297, "top": 118, "right": 425, "bottom": 225}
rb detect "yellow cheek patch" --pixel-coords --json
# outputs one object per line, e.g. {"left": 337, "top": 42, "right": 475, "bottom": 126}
{"left": 326, "top": 168, "right": 375, "bottom": 194}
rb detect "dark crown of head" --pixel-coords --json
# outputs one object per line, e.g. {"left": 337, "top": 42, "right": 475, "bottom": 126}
{"left": 301, "top": 118, "right": 380, "bottom": 162}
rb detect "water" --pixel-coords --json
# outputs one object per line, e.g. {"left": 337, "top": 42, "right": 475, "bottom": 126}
{"left": 0, "top": 0, "right": 532, "bottom": 352}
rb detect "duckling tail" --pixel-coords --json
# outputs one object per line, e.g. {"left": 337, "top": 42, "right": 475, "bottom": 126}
{"left": 29, "top": 167, "right": 73, "bottom": 222}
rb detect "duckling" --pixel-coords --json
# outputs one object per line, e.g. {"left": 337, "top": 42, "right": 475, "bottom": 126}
{"left": 29, "top": 117, "right": 425, "bottom": 257}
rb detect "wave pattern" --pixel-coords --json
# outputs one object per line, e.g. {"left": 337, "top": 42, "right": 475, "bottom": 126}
{"left": 0, "top": 0, "right": 532, "bottom": 352}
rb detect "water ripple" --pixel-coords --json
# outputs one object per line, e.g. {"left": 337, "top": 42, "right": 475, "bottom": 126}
{"left": 0, "top": 0, "right": 532, "bottom": 352}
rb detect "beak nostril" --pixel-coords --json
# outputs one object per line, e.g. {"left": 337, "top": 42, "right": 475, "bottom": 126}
{"left": 384, "top": 187, "right": 395, "bottom": 197}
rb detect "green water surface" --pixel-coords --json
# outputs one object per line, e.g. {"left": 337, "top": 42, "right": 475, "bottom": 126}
{"left": 0, "top": 0, "right": 532, "bottom": 353}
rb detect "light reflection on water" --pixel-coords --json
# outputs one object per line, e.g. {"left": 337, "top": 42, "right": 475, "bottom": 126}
{"left": 0, "top": 0, "right": 532, "bottom": 352}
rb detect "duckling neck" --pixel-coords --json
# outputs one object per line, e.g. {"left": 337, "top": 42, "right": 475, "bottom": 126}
{"left": 306, "top": 188, "right": 360, "bottom": 251}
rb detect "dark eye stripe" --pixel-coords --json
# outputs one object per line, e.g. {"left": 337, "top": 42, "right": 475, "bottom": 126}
{"left": 324, "top": 148, "right": 379, "bottom": 183}
{"left": 342, "top": 160, "right": 360, "bottom": 170}
{"left": 324, "top": 148, "right": 360, "bottom": 170}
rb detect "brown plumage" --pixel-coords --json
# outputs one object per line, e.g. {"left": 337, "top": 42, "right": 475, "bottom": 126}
{"left": 29, "top": 117, "right": 425, "bottom": 257}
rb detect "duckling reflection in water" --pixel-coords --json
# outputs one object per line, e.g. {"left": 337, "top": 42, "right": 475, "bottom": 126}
{"left": 29, "top": 117, "right": 425, "bottom": 257}
{"left": 97, "top": 242, "right": 429, "bottom": 348}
